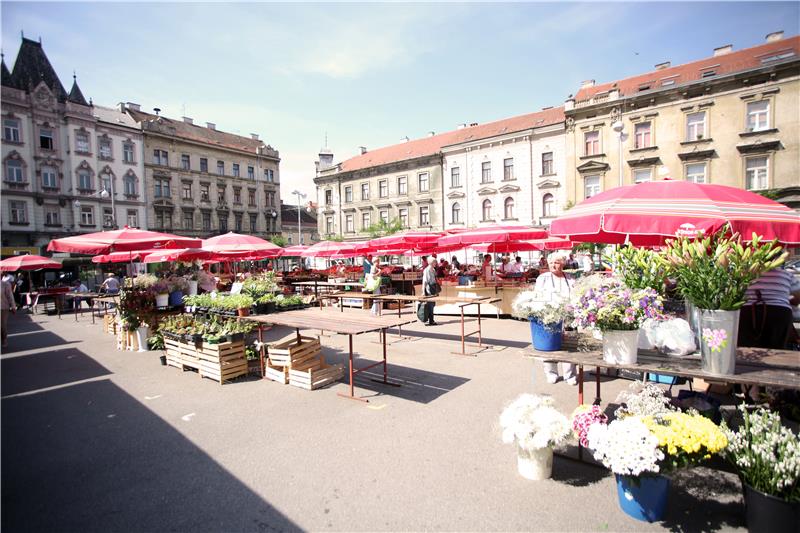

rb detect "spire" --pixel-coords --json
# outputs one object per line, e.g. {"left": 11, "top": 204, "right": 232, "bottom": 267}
{"left": 9, "top": 37, "right": 68, "bottom": 99}
{"left": 1, "top": 51, "right": 11, "bottom": 88}
{"left": 67, "top": 72, "right": 89, "bottom": 106}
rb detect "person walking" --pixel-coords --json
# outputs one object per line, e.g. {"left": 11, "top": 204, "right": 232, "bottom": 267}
{"left": 534, "top": 252, "right": 576, "bottom": 385}
{"left": 369, "top": 260, "right": 382, "bottom": 316}
{"left": 1, "top": 275, "right": 16, "bottom": 348}
{"left": 422, "top": 258, "right": 440, "bottom": 326}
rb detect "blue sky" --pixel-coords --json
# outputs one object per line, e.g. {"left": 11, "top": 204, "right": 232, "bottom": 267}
{"left": 2, "top": 2, "right": 798, "bottom": 201}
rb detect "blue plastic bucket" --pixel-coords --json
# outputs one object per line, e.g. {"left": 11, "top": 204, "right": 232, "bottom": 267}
{"left": 615, "top": 474, "right": 670, "bottom": 522}
{"left": 529, "top": 318, "right": 563, "bottom": 351}
{"left": 168, "top": 290, "right": 184, "bottom": 307}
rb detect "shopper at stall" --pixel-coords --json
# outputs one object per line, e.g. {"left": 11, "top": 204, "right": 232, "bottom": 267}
{"left": 71, "top": 279, "right": 90, "bottom": 311}
{"left": 422, "top": 258, "right": 439, "bottom": 326}
{"left": 420, "top": 256, "right": 429, "bottom": 270}
{"left": 534, "top": 252, "right": 576, "bottom": 385}
{"left": 481, "top": 254, "right": 494, "bottom": 281}
{"left": 362, "top": 255, "right": 373, "bottom": 279}
{"left": 368, "top": 259, "right": 382, "bottom": 316}
{"left": 511, "top": 256, "right": 524, "bottom": 274}
{"left": 1, "top": 275, "right": 16, "bottom": 348}
{"left": 451, "top": 256, "right": 461, "bottom": 272}
{"left": 100, "top": 273, "right": 121, "bottom": 294}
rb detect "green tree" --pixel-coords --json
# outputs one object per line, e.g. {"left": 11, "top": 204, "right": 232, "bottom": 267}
{"left": 365, "top": 218, "right": 403, "bottom": 238}
{"left": 270, "top": 235, "right": 287, "bottom": 247}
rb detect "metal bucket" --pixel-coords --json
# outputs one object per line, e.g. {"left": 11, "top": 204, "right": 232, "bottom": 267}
{"left": 698, "top": 308, "right": 740, "bottom": 375}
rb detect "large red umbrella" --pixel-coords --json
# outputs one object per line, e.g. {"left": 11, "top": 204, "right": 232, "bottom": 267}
{"left": 301, "top": 240, "right": 369, "bottom": 258}
{"left": 279, "top": 245, "right": 309, "bottom": 256}
{"left": 472, "top": 237, "right": 573, "bottom": 254}
{"left": 92, "top": 249, "right": 161, "bottom": 264}
{"left": 368, "top": 230, "right": 442, "bottom": 251}
{"left": 436, "top": 224, "right": 548, "bottom": 247}
{"left": 48, "top": 226, "right": 201, "bottom": 255}
{"left": 143, "top": 248, "right": 221, "bottom": 264}
{"left": 550, "top": 180, "right": 800, "bottom": 245}
{"left": 0, "top": 255, "right": 62, "bottom": 272}
{"left": 201, "top": 232, "right": 283, "bottom": 257}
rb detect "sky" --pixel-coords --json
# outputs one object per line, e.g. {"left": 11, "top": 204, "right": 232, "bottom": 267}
{"left": 2, "top": 1, "right": 798, "bottom": 203}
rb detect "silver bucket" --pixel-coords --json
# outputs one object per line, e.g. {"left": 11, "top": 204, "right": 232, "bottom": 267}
{"left": 686, "top": 301, "right": 702, "bottom": 350}
{"left": 698, "top": 309, "right": 740, "bottom": 375}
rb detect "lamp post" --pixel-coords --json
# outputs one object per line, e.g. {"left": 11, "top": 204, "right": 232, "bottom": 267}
{"left": 74, "top": 184, "right": 116, "bottom": 229}
{"left": 291, "top": 189, "right": 306, "bottom": 245}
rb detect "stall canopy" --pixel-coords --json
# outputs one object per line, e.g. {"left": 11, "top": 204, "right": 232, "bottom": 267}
{"left": 92, "top": 249, "right": 162, "bottom": 264}
{"left": 471, "top": 237, "right": 573, "bottom": 254}
{"left": 436, "top": 224, "right": 549, "bottom": 247}
{"left": 279, "top": 245, "right": 309, "bottom": 256}
{"left": 143, "top": 248, "right": 220, "bottom": 264}
{"left": 367, "top": 231, "right": 442, "bottom": 251}
{"left": 201, "top": 232, "right": 283, "bottom": 257}
{"left": 550, "top": 180, "right": 800, "bottom": 245}
{"left": 301, "top": 240, "right": 369, "bottom": 258}
{"left": 48, "top": 227, "right": 201, "bottom": 255}
{"left": 0, "top": 255, "right": 62, "bottom": 272}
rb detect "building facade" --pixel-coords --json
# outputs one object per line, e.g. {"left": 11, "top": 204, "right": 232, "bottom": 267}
{"left": 126, "top": 106, "right": 281, "bottom": 239}
{"left": 280, "top": 201, "right": 319, "bottom": 246}
{"left": 1, "top": 37, "right": 147, "bottom": 254}
{"left": 563, "top": 32, "right": 800, "bottom": 207}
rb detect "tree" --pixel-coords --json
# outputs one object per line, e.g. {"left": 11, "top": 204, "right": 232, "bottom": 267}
{"left": 270, "top": 235, "right": 287, "bottom": 247}
{"left": 365, "top": 218, "right": 403, "bottom": 238}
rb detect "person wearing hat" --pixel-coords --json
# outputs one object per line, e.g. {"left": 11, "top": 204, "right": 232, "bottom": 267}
{"left": 100, "top": 273, "right": 121, "bottom": 294}
{"left": 534, "top": 252, "right": 576, "bottom": 385}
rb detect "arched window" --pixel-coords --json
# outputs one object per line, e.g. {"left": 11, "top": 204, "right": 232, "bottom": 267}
{"left": 451, "top": 202, "right": 461, "bottom": 223}
{"left": 482, "top": 199, "right": 492, "bottom": 221}
{"left": 123, "top": 171, "right": 138, "bottom": 196}
{"left": 542, "top": 193, "right": 554, "bottom": 217}
{"left": 504, "top": 197, "right": 515, "bottom": 219}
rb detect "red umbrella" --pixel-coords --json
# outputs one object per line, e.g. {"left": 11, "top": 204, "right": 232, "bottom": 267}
{"left": 143, "top": 248, "right": 221, "bottom": 264}
{"left": 301, "top": 240, "right": 369, "bottom": 258}
{"left": 202, "top": 232, "right": 283, "bottom": 257}
{"left": 91, "top": 249, "right": 161, "bottom": 264}
{"left": 472, "top": 237, "right": 573, "bottom": 254}
{"left": 550, "top": 180, "right": 800, "bottom": 245}
{"left": 0, "top": 255, "right": 62, "bottom": 272}
{"left": 368, "top": 230, "right": 442, "bottom": 251}
{"left": 279, "top": 245, "right": 309, "bottom": 256}
{"left": 48, "top": 226, "right": 201, "bottom": 255}
{"left": 436, "top": 224, "right": 548, "bottom": 247}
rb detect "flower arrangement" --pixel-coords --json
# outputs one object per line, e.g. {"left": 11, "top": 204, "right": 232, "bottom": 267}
{"left": 722, "top": 406, "right": 800, "bottom": 502}
{"left": 588, "top": 417, "right": 664, "bottom": 476}
{"left": 242, "top": 272, "right": 278, "bottom": 299}
{"left": 614, "top": 381, "right": 675, "bottom": 419}
{"left": 571, "top": 404, "right": 608, "bottom": 447}
{"left": 512, "top": 289, "right": 570, "bottom": 329}
{"left": 570, "top": 275, "right": 663, "bottom": 332}
{"left": 151, "top": 280, "right": 169, "bottom": 295}
{"left": 642, "top": 412, "right": 728, "bottom": 471}
{"left": 132, "top": 273, "right": 158, "bottom": 289}
{"left": 119, "top": 288, "right": 155, "bottom": 330}
{"left": 167, "top": 275, "right": 189, "bottom": 293}
{"left": 500, "top": 394, "right": 571, "bottom": 451}
{"left": 609, "top": 245, "right": 668, "bottom": 294}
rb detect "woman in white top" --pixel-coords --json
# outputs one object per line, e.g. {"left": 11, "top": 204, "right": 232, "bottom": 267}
{"left": 369, "top": 260, "right": 382, "bottom": 316}
{"left": 534, "top": 252, "right": 577, "bottom": 385}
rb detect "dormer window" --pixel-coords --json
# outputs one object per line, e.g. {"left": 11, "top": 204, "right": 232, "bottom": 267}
{"left": 701, "top": 70, "right": 716, "bottom": 78}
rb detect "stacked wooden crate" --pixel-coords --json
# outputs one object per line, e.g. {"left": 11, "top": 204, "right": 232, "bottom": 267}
{"left": 265, "top": 335, "right": 344, "bottom": 390}
{"left": 164, "top": 338, "right": 248, "bottom": 384}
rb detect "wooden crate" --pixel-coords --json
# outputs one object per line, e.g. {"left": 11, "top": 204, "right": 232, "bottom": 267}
{"left": 116, "top": 329, "right": 138, "bottom": 351}
{"left": 288, "top": 356, "right": 344, "bottom": 390}
{"left": 267, "top": 336, "right": 321, "bottom": 368}
{"left": 103, "top": 313, "right": 118, "bottom": 335}
{"left": 264, "top": 361, "right": 290, "bottom": 384}
{"left": 164, "top": 338, "right": 247, "bottom": 384}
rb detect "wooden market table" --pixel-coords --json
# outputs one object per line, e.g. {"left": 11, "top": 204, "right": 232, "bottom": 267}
{"left": 23, "top": 288, "right": 70, "bottom": 315}
{"left": 244, "top": 309, "right": 416, "bottom": 402}
{"left": 287, "top": 280, "right": 363, "bottom": 300}
{"left": 59, "top": 292, "right": 102, "bottom": 323}
{"left": 431, "top": 296, "right": 502, "bottom": 356}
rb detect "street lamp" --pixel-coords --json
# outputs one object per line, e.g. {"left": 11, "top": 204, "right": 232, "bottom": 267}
{"left": 291, "top": 189, "right": 307, "bottom": 245}
{"left": 74, "top": 185, "right": 117, "bottom": 228}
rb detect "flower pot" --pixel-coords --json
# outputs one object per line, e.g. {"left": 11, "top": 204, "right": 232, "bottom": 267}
{"left": 516, "top": 445, "right": 553, "bottom": 480}
{"left": 159, "top": 354, "right": 167, "bottom": 366}
{"left": 136, "top": 325, "right": 150, "bottom": 352}
{"left": 602, "top": 330, "right": 640, "bottom": 364}
{"left": 698, "top": 308, "right": 739, "bottom": 375}
{"left": 187, "top": 280, "right": 198, "bottom": 296}
{"left": 685, "top": 301, "right": 702, "bottom": 349}
{"left": 237, "top": 307, "right": 250, "bottom": 317}
{"left": 743, "top": 482, "right": 800, "bottom": 533}
{"left": 168, "top": 290, "right": 184, "bottom": 307}
{"left": 155, "top": 293, "right": 169, "bottom": 308}
{"left": 529, "top": 318, "right": 563, "bottom": 351}
{"left": 615, "top": 474, "right": 670, "bottom": 522}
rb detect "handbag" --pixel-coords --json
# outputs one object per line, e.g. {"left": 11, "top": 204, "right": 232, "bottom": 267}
{"left": 426, "top": 281, "right": 441, "bottom": 296}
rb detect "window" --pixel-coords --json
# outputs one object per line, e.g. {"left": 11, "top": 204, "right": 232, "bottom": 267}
{"left": 264, "top": 169, "right": 275, "bottom": 182}
{"left": 584, "top": 130, "right": 600, "bottom": 156}
{"left": 78, "top": 171, "right": 92, "bottom": 191}
{"left": 633, "top": 168, "right": 652, "bottom": 183}
{"left": 481, "top": 162, "right": 491, "bottom": 183}
{"left": 181, "top": 154, "right": 190, "bottom": 170}
{"left": 217, "top": 161, "right": 224, "bottom": 175}
{"left": 325, "top": 216, "right": 334, "bottom": 234}
{"left": 361, "top": 183, "right": 369, "bottom": 200}
{"left": 233, "top": 187, "right": 242, "bottom": 204}
{"left": 451, "top": 167, "right": 460, "bottom": 187}
{"left": 123, "top": 143, "right": 135, "bottom": 163}
{"left": 45, "top": 206, "right": 60, "bottom": 226}
{"left": 9, "top": 201, "right": 27, "bottom": 224}
{"left": 542, "top": 194, "right": 554, "bottom": 217}
{"left": 266, "top": 216, "right": 276, "bottom": 233}
{"left": 397, "top": 176, "right": 407, "bottom": 195}
{"left": 542, "top": 152, "right": 553, "bottom": 175}
{"left": 124, "top": 174, "right": 137, "bottom": 196}
{"left": 634, "top": 122, "right": 652, "bottom": 149}
{"left": 234, "top": 213, "right": 243, "bottom": 232}
{"left": 199, "top": 158, "right": 208, "bottom": 172}
{"left": 686, "top": 111, "right": 706, "bottom": 140}
{"left": 418, "top": 172, "right": 429, "bottom": 192}
{"left": 504, "top": 197, "right": 515, "bottom": 219}
{"left": 154, "top": 178, "right": 170, "bottom": 198}
{"left": 379, "top": 210, "right": 389, "bottom": 223}
{"left": 3, "top": 119, "right": 20, "bottom": 142}
{"left": 345, "top": 186, "right": 353, "bottom": 202}
{"left": 746, "top": 100, "right": 770, "bottom": 132}
{"left": 247, "top": 166, "right": 254, "bottom": 180}
{"left": 100, "top": 173, "right": 112, "bottom": 193}
{"left": 249, "top": 214, "right": 258, "bottom": 233}
{"left": 155, "top": 210, "right": 172, "bottom": 229}
{"left": 362, "top": 211, "right": 370, "bottom": 229}
{"left": 39, "top": 128, "right": 54, "bottom": 150}
{"left": 745, "top": 156, "right": 768, "bottom": 190}
{"left": 232, "top": 164, "right": 240, "bottom": 177}
{"left": 182, "top": 182, "right": 192, "bottom": 200}
{"left": 685, "top": 162, "right": 707, "bottom": 184}
{"left": 75, "top": 132, "right": 90, "bottom": 153}
{"left": 419, "top": 206, "right": 430, "bottom": 226}
{"left": 218, "top": 185, "right": 226, "bottom": 203}
{"left": 127, "top": 209, "right": 138, "bottom": 228}
{"left": 103, "top": 207, "right": 114, "bottom": 228}
{"left": 325, "top": 189, "right": 332, "bottom": 205}
{"left": 6, "top": 160, "right": 24, "bottom": 182}
{"left": 345, "top": 214, "right": 354, "bottom": 233}
{"left": 153, "top": 149, "right": 168, "bottom": 166}
{"left": 218, "top": 213, "right": 228, "bottom": 233}
{"left": 248, "top": 189, "right": 256, "bottom": 206}
{"left": 80, "top": 206, "right": 94, "bottom": 226}
{"left": 197, "top": 183, "right": 209, "bottom": 202}
{"left": 584, "top": 175, "right": 600, "bottom": 198}
{"left": 266, "top": 191, "right": 275, "bottom": 207}
{"left": 42, "top": 167, "right": 57, "bottom": 189}
{"left": 379, "top": 180, "right": 388, "bottom": 198}
{"left": 451, "top": 202, "right": 461, "bottom": 224}
{"left": 503, "top": 158, "right": 514, "bottom": 180}
{"left": 99, "top": 138, "right": 112, "bottom": 159}
{"left": 398, "top": 208, "right": 408, "bottom": 227}
{"left": 202, "top": 212, "right": 211, "bottom": 231}
{"left": 482, "top": 199, "right": 492, "bottom": 221}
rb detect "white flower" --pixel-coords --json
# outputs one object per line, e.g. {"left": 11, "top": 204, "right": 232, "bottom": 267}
{"left": 500, "top": 394, "right": 571, "bottom": 451}
{"left": 587, "top": 417, "right": 663, "bottom": 476}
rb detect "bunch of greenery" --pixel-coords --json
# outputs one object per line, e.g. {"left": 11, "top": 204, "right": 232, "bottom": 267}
{"left": 608, "top": 245, "right": 668, "bottom": 294}
{"left": 275, "top": 294, "right": 304, "bottom": 307}
{"left": 159, "top": 315, "right": 254, "bottom": 343}
{"left": 242, "top": 272, "right": 278, "bottom": 299}
{"left": 119, "top": 288, "right": 155, "bottom": 330}
{"left": 662, "top": 227, "right": 787, "bottom": 310}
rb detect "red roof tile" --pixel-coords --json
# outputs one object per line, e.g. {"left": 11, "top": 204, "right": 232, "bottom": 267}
{"left": 575, "top": 36, "right": 799, "bottom": 102}
{"left": 337, "top": 107, "right": 564, "bottom": 173}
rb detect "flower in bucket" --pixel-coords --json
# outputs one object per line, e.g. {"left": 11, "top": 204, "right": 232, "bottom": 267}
{"left": 641, "top": 412, "right": 728, "bottom": 471}
{"left": 569, "top": 275, "right": 663, "bottom": 332}
{"left": 571, "top": 404, "right": 608, "bottom": 447}
{"left": 500, "top": 394, "right": 571, "bottom": 451}
{"left": 614, "top": 381, "right": 676, "bottom": 419}
{"left": 701, "top": 328, "right": 728, "bottom": 353}
{"left": 512, "top": 290, "right": 570, "bottom": 330}
{"left": 587, "top": 417, "right": 664, "bottom": 476}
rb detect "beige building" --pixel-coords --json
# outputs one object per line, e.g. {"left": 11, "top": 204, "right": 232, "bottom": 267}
{"left": 281, "top": 201, "right": 319, "bottom": 246}
{"left": 563, "top": 32, "right": 800, "bottom": 206}
{"left": 126, "top": 106, "right": 282, "bottom": 239}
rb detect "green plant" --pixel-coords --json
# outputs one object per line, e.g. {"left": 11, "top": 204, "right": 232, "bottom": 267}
{"left": 119, "top": 288, "right": 155, "bottom": 330}
{"left": 270, "top": 235, "right": 287, "bottom": 247}
{"left": 245, "top": 346, "right": 259, "bottom": 360}
{"left": 147, "top": 332, "right": 165, "bottom": 350}
{"left": 365, "top": 217, "right": 403, "bottom": 238}
{"left": 663, "top": 227, "right": 787, "bottom": 310}
{"left": 242, "top": 272, "right": 278, "bottom": 299}
{"left": 608, "top": 246, "right": 668, "bottom": 293}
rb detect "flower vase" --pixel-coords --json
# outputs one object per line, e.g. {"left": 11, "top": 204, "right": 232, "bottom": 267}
{"left": 187, "top": 280, "right": 198, "bottom": 296}
{"left": 698, "top": 309, "right": 739, "bottom": 375}
{"left": 615, "top": 474, "right": 670, "bottom": 522}
{"left": 685, "top": 301, "right": 702, "bottom": 350}
{"left": 529, "top": 318, "right": 563, "bottom": 351}
{"left": 602, "top": 330, "right": 639, "bottom": 364}
{"left": 136, "top": 325, "right": 150, "bottom": 352}
{"left": 155, "top": 293, "right": 169, "bottom": 308}
{"left": 168, "top": 290, "right": 184, "bottom": 307}
{"left": 743, "top": 482, "right": 800, "bottom": 533}
{"left": 516, "top": 445, "right": 553, "bottom": 480}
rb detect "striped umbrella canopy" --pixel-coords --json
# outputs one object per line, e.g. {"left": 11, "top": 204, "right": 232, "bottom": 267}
{"left": 437, "top": 224, "right": 549, "bottom": 247}
{"left": 48, "top": 226, "right": 201, "bottom": 255}
{"left": 471, "top": 237, "right": 573, "bottom": 254}
{"left": 368, "top": 230, "right": 443, "bottom": 251}
{"left": 91, "top": 249, "right": 162, "bottom": 264}
{"left": 202, "top": 232, "right": 283, "bottom": 256}
{"left": 0, "top": 255, "right": 62, "bottom": 271}
{"left": 550, "top": 180, "right": 800, "bottom": 245}
{"left": 143, "top": 248, "right": 221, "bottom": 264}
{"left": 279, "top": 245, "right": 309, "bottom": 256}
{"left": 301, "top": 240, "right": 370, "bottom": 258}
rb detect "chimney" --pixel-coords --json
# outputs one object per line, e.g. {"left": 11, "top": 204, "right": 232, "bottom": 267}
{"left": 182, "top": 117, "right": 193, "bottom": 125}
{"left": 206, "top": 122, "right": 216, "bottom": 130}
{"left": 580, "top": 79, "right": 595, "bottom": 89}
{"left": 126, "top": 102, "right": 140, "bottom": 112}
{"left": 118, "top": 102, "right": 126, "bottom": 112}
{"left": 427, "top": 131, "right": 435, "bottom": 137}
{"left": 541, "top": 106, "right": 553, "bottom": 110}
{"left": 359, "top": 146, "right": 367, "bottom": 155}
{"left": 766, "top": 31, "right": 784, "bottom": 42}
{"left": 250, "top": 133, "right": 259, "bottom": 140}
{"left": 457, "top": 123, "right": 467, "bottom": 129}
{"left": 469, "top": 122, "right": 478, "bottom": 127}
{"left": 401, "top": 136, "right": 409, "bottom": 142}
{"left": 655, "top": 61, "right": 671, "bottom": 70}
{"left": 713, "top": 44, "right": 733, "bottom": 57}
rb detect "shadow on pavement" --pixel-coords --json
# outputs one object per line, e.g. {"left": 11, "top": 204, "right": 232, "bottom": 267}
{"left": 1, "top": 378, "right": 300, "bottom": 533}
{"left": 1, "top": 347, "right": 112, "bottom": 396}
{"left": 2, "top": 331, "right": 81, "bottom": 355}
{"left": 659, "top": 467, "right": 744, "bottom": 532}
{"left": 4, "top": 312, "right": 44, "bottom": 334}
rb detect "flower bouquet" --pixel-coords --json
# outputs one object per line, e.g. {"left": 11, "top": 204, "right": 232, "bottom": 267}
{"left": 614, "top": 381, "right": 676, "bottom": 419}
{"left": 500, "top": 394, "right": 570, "bottom": 480}
{"left": 512, "top": 290, "right": 570, "bottom": 351}
{"left": 571, "top": 404, "right": 608, "bottom": 447}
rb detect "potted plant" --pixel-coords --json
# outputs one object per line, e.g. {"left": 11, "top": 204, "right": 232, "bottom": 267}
{"left": 721, "top": 406, "right": 799, "bottom": 533}
{"left": 147, "top": 330, "right": 167, "bottom": 365}
{"left": 186, "top": 272, "right": 199, "bottom": 296}
{"left": 167, "top": 276, "right": 189, "bottom": 307}
{"left": 570, "top": 275, "right": 663, "bottom": 364}
{"left": 152, "top": 280, "right": 170, "bottom": 308}
{"left": 499, "top": 394, "right": 571, "bottom": 480}
{"left": 664, "top": 228, "right": 786, "bottom": 375}
{"left": 571, "top": 404, "right": 608, "bottom": 447}
{"left": 512, "top": 290, "right": 570, "bottom": 351}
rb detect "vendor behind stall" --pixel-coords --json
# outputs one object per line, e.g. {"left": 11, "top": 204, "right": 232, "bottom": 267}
{"left": 481, "top": 254, "right": 494, "bottom": 281}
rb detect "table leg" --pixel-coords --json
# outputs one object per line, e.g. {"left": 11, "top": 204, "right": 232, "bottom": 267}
{"left": 296, "top": 327, "right": 301, "bottom": 344}
{"left": 578, "top": 365, "right": 585, "bottom": 461}
{"left": 259, "top": 325, "right": 265, "bottom": 378}
{"left": 397, "top": 300, "right": 403, "bottom": 339}
{"left": 594, "top": 367, "right": 602, "bottom": 405}
{"left": 477, "top": 303, "right": 482, "bottom": 346}
{"left": 337, "top": 334, "right": 367, "bottom": 402}
{"left": 460, "top": 307, "right": 465, "bottom": 354}
{"left": 382, "top": 328, "right": 388, "bottom": 383}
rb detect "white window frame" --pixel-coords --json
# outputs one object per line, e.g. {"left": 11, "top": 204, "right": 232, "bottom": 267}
{"left": 99, "top": 138, "right": 113, "bottom": 159}
{"left": 633, "top": 168, "right": 652, "bottom": 183}
{"left": 503, "top": 158, "right": 514, "bottom": 180}
{"left": 123, "top": 143, "right": 135, "bottom": 163}
{"left": 419, "top": 205, "right": 430, "bottom": 226}
{"left": 362, "top": 212, "right": 370, "bottom": 229}
{"left": 75, "top": 132, "right": 90, "bottom": 153}
{"left": 542, "top": 152, "right": 553, "bottom": 175}
{"left": 584, "top": 130, "right": 600, "bottom": 156}
{"left": 124, "top": 175, "right": 137, "bottom": 196}
{"left": 686, "top": 111, "right": 706, "bottom": 141}
{"left": 80, "top": 206, "right": 94, "bottom": 226}
{"left": 746, "top": 100, "right": 770, "bottom": 132}
{"left": 379, "top": 180, "right": 388, "bottom": 198}
{"left": 379, "top": 210, "right": 389, "bottom": 223}
{"left": 344, "top": 185, "right": 353, "bottom": 203}
{"left": 685, "top": 162, "right": 707, "bottom": 184}
{"left": 361, "top": 182, "right": 369, "bottom": 200}
{"left": 42, "top": 167, "right": 57, "bottom": 188}
{"left": 6, "top": 160, "right": 24, "bottom": 182}
{"left": 482, "top": 199, "right": 492, "bottom": 221}
{"left": 325, "top": 216, "right": 334, "bottom": 234}
{"left": 451, "top": 202, "right": 461, "bottom": 224}
{"left": 634, "top": 121, "right": 652, "bottom": 149}
{"left": 398, "top": 208, "right": 409, "bottom": 228}
{"left": 103, "top": 207, "right": 114, "bottom": 228}
{"left": 451, "top": 167, "right": 460, "bottom": 187}
{"left": 3, "top": 118, "right": 20, "bottom": 142}
{"left": 127, "top": 209, "right": 138, "bottom": 228}
{"left": 45, "top": 206, "right": 60, "bottom": 226}
{"left": 345, "top": 214, "right": 354, "bottom": 233}
{"left": 745, "top": 156, "right": 769, "bottom": 190}
{"left": 397, "top": 176, "right": 407, "bottom": 195}
{"left": 504, "top": 197, "right": 515, "bottom": 219}
{"left": 418, "top": 172, "right": 429, "bottom": 192}
{"left": 78, "top": 171, "right": 92, "bottom": 191}
{"left": 584, "top": 175, "right": 600, "bottom": 198}
{"left": 542, "top": 194, "right": 554, "bottom": 217}
{"left": 9, "top": 200, "right": 27, "bottom": 223}
{"left": 100, "top": 173, "right": 112, "bottom": 193}
{"left": 481, "top": 162, "right": 491, "bottom": 183}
